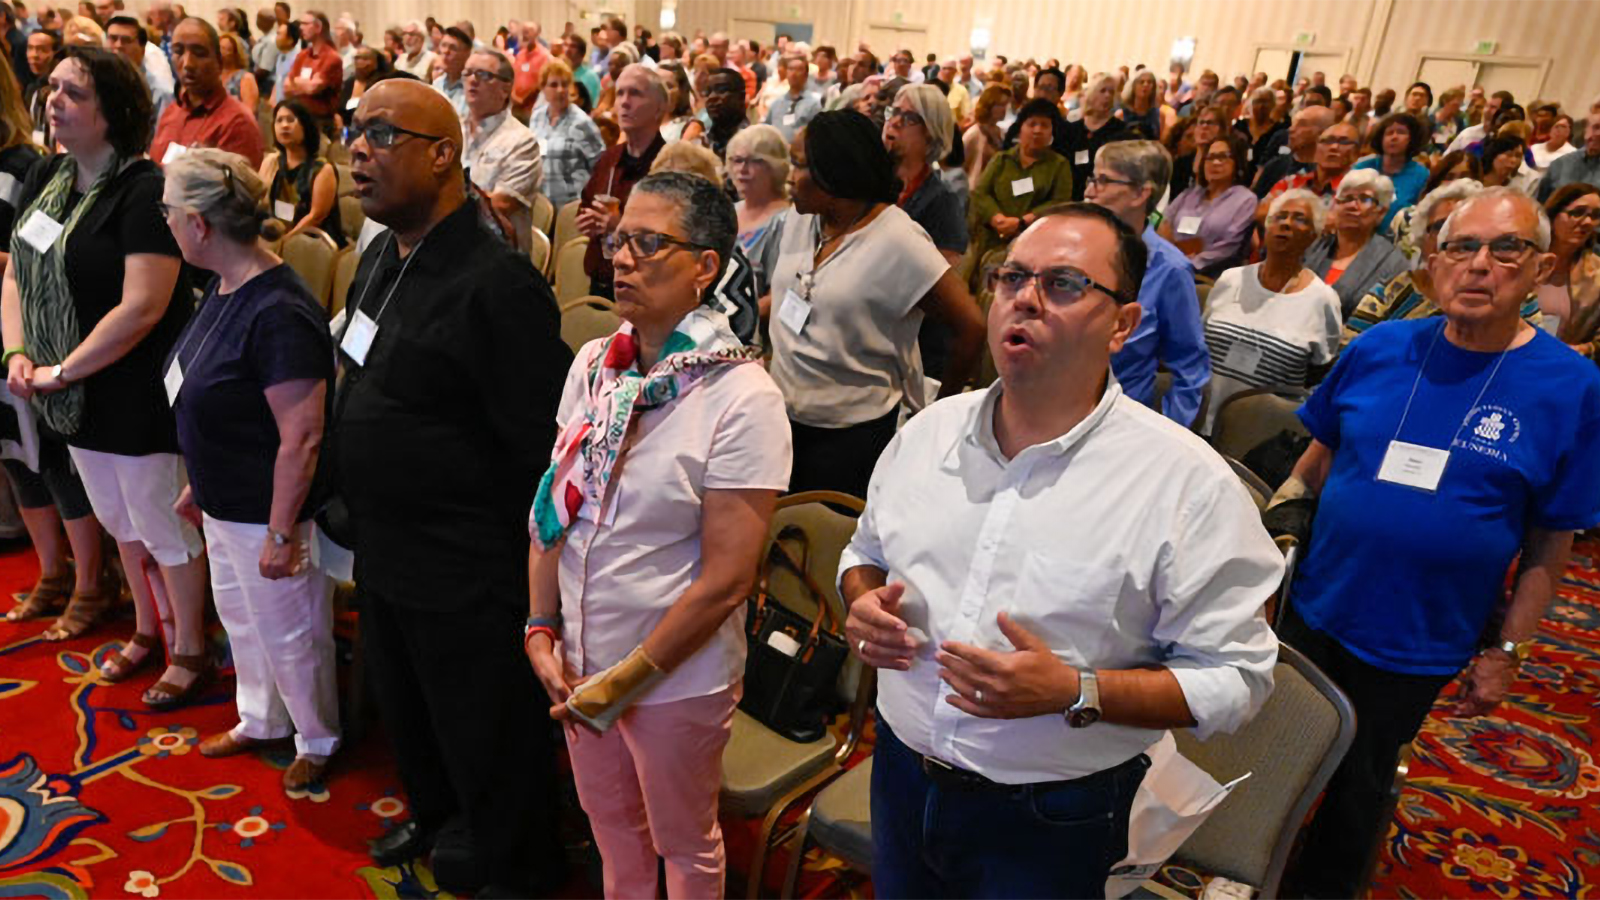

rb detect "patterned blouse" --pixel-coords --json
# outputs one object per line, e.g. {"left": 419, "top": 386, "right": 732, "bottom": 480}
{"left": 529, "top": 103, "right": 607, "bottom": 209}
{"left": 1342, "top": 269, "right": 1543, "bottom": 351}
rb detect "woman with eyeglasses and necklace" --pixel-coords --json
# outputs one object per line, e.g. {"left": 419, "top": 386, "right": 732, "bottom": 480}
{"left": 161, "top": 148, "right": 339, "bottom": 791}
{"left": 3, "top": 48, "right": 207, "bottom": 706}
{"left": 1302, "top": 169, "right": 1410, "bottom": 317}
{"left": 1199, "top": 188, "right": 1340, "bottom": 435}
{"left": 527, "top": 172, "right": 789, "bottom": 899}
{"left": 1539, "top": 184, "right": 1600, "bottom": 353}
{"left": 260, "top": 99, "right": 345, "bottom": 245}
{"left": 969, "top": 98, "right": 1073, "bottom": 289}
{"left": 768, "top": 110, "right": 983, "bottom": 498}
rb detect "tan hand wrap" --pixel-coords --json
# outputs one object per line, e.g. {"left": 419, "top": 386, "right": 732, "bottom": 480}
{"left": 565, "top": 644, "right": 667, "bottom": 733}
{"left": 1266, "top": 474, "right": 1315, "bottom": 510}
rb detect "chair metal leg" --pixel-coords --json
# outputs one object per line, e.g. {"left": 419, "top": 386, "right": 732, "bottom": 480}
{"left": 743, "top": 763, "right": 845, "bottom": 899}
{"left": 778, "top": 807, "right": 816, "bottom": 900}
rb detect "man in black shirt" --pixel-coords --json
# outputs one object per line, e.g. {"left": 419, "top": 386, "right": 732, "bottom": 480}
{"left": 333, "top": 79, "right": 570, "bottom": 896}
{"left": 1252, "top": 105, "right": 1334, "bottom": 198}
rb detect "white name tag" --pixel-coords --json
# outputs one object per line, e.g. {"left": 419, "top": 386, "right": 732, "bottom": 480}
{"left": 783, "top": 113, "right": 797, "bottom": 127}
{"left": 300, "top": 66, "right": 314, "bottom": 79}
{"left": 521, "top": 62, "right": 530, "bottom": 72}
{"left": 345, "top": 96, "right": 359, "bottom": 110}
{"left": 1010, "top": 176, "right": 1034, "bottom": 196}
{"left": 1278, "top": 144, "right": 1291, "bottom": 155}
{"left": 273, "top": 199, "right": 296, "bottom": 221}
{"left": 340, "top": 309, "right": 379, "bottom": 365}
{"left": 1074, "top": 149, "right": 1090, "bottom": 165}
{"left": 1247, "top": 147, "right": 1254, "bottom": 161}
{"left": 160, "top": 141, "right": 187, "bottom": 165}
{"left": 1177, "top": 215, "right": 1203, "bottom": 235}
{"left": 163, "top": 358, "right": 183, "bottom": 406}
{"left": 778, "top": 289, "right": 811, "bottom": 335}
{"left": 0, "top": 172, "right": 18, "bottom": 206}
{"left": 1376, "top": 440, "right": 1449, "bottom": 492}
{"left": 1222, "top": 341, "right": 1262, "bottom": 376}
{"left": 18, "top": 209, "right": 63, "bottom": 252}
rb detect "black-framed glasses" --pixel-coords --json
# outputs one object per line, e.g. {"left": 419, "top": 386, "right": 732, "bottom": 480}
{"left": 985, "top": 263, "right": 1132, "bottom": 306}
{"left": 345, "top": 119, "right": 446, "bottom": 148}
{"left": 1084, "top": 173, "right": 1136, "bottom": 189}
{"left": 1559, "top": 206, "right": 1600, "bottom": 222}
{"left": 1334, "top": 193, "right": 1380, "bottom": 209}
{"left": 887, "top": 108, "right": 925, "bottom": 127}
{"left": 602, "top": 229, "right": 712, "bottom": 261}
{"left": 1439, "top": 235, "right": 1541, "bottom": 264}
{"left": 1202, "top": 152, "right": 1234, "bottom": 163}
{"left": 464, "top": 67, "right": 509, "bottom": 83}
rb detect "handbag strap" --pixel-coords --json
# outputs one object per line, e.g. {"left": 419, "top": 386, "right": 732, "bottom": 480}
{"left": 765, "top": 527, "right": 840, "bottom": 641}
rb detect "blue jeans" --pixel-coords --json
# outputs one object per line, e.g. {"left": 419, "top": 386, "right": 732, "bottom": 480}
{"left": 870, "top": 719, "right": 1149, "bottom": 899}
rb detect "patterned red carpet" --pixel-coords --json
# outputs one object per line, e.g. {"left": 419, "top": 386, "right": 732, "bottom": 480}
{"left": 2, "top": 539, "right": 1597, "bottom": 898}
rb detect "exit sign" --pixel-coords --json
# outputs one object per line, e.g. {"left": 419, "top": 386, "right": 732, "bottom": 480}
{"left": 1473, "top": 39, "right": 1497, "bottom": 54}
{"left": 1294, "top": 31, "right": 1316, "bottom": 47}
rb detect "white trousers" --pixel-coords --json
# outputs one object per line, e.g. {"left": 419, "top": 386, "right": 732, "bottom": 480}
{"left": 204, "top": 514, "right": 340, "bottom": 758}
{"left": 68, "top": 447, "right": 203, "bottom": 565}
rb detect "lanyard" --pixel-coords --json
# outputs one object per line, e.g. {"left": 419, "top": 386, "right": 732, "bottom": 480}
{"left": 803, "top": 207, "right": 870, "bottom": 302}
{"left": 1391, "top": 319, "right": 1511, "bottom": 450}
{"left": 172, "top": 286, "right": 238, "bottom": 375}
{"left": 343, "top": 233, "right": 425, "bottom": 333}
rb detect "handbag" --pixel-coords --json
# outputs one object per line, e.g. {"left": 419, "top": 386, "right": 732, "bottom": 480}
{"left": 740, "top": 526, "right": 850, "bottom": 743}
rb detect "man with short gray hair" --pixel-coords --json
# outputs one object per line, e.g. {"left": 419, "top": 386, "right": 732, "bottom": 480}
{"left": 462, "top": 47, "right": 543, "bottom": 253}
{"left": 1275, "top": 187, "right": 1600, "bottom": 899}
{"left": 577, "top": 63, "right": 665, "bottom": 298}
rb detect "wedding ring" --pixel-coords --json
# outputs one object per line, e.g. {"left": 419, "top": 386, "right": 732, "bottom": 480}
{"left": 975, "top": 689, "right": 985, "bottom": 703}
{"left": 857, "top": 639, "right": 867, "bottom": 654}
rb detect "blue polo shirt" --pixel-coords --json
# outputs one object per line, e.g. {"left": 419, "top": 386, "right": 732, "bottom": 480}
{"left": 1110, "top": 227, "right": 1211, "bottom": 427}
{"left": 1292, "top": 318, "right": 1600, "bottom": 674}
{"left": 168, "top": 264, "right": 334, "bottom": 524}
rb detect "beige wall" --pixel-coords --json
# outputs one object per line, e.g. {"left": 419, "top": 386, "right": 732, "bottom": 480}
{"left": 166, "top": 0, "right": 1600, "bottom": 109}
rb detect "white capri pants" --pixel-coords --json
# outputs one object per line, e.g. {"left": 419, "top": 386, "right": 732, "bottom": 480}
{"left": 204, "top": 514, "right": 340, "bottom": 758}
{"left": 67, "top": 447, "right": 203, "bottom": 566}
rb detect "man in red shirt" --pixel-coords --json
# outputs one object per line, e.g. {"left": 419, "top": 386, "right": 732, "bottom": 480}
{"left": 151, "top": 17, "right": 264, "bottom": 166}
{"left": 510, "top": 20, "right": 550, "bottom": 120}
{"left": 282, "top": 8, "right": 341, "bottom": 129}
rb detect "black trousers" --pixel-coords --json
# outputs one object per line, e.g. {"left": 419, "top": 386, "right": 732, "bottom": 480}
{"left": 360, "top": 584, "right": 562, "bottom": 887}
{"left": 1279, "top": 607, "right": 1456, "bottom": 898}
{"left": 787, "top": 408, "right": 899, "bottom": 500}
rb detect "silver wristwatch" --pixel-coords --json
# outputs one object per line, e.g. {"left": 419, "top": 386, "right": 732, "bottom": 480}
{"left": 267, "top": 527, "right": 292, "bottom": 546}
{"left": 1066, "top": 667, "right": 1101, "bottom": 728}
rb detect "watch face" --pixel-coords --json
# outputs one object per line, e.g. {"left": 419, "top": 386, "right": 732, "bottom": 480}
{"left": 1068, "top": 708, "right": 1101, "bottom": 728}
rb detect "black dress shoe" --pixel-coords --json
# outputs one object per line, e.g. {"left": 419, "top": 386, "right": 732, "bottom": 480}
{"left": 368, "top": 820, "right": 434, "bottom": 867}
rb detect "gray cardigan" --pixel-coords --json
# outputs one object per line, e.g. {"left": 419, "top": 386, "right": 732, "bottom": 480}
{"left": 1303, "top": 232, "right": 1410, "bottom": 318}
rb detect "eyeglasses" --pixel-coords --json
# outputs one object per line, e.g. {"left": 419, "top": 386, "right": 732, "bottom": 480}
{"left": 1439, "top": 235, "right": 1541, "bottom": 264}
{"left": 1333, "top": 193, "right": 1380, "bottom": 209}
{"left": 887, "top": 108, "right": 925, "bottom": 127}
{"left": 726, "top": 154, "right": 765, "bottom": 168}
{"left": 985, "top": 264, "right": 1132, "bottom": 306}
{"left": 1267, "top": 211, "right": 1314, "bottom": 226}
{"left": 464, "top": 68, "right": 510, "bottom": 83}
{"left": 602, "top": 229, "right": 712, "bottom": 261}
{"left": 1317, "top": 136, "right": 1358, "bottom": 147}
{"left": 1559, "top": 207, "right": 1600, "bottom": 222}
{"left": 1203, "top": 152, "right": 1233, "bottom": 163}
{"left": 1083, "top": 173, "right": 1136, "bottom": 189}
{"left": 345, "top": 118, "right": 446, "bottom": 148}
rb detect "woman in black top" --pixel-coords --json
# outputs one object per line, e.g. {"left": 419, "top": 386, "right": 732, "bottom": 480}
{"left": 1062, "top": 72, "right": 1128, "bottom": 201}
{"left": 0, "top": 49, "right": 112, "bottom": 633}
{"left": 259, "top": 99, "right": 343, "bottom": 246}
{"left": 2, "top": 47, "right": 210, "bottom": 710}
{"left": 164, "top": 148, "right": 338, "bottom": 791}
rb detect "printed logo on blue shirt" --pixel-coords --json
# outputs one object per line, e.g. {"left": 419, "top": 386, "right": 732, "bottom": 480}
{"left": 1456, "top": 404, "right": 1521, "bottom": 462}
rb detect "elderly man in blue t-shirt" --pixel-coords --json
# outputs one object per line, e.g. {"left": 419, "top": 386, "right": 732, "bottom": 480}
{"left": 1272, "top": 186, "right": 1600, "bottom": 899}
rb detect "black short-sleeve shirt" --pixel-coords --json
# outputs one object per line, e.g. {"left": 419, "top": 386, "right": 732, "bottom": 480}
{"left": 0, "top": 144, "right": 42, "bottom": 253}
{"left": 169, "top": 264, "right": 333, "bottom": 524}
{"left": 16, "top": 156, "right": 191, "bottom": 455}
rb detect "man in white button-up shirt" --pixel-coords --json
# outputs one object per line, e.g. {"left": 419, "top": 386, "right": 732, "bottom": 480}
{"left": 461, "top": 48, "right": 543, "bottom": 253}
{"left": 840, "top": 203, "right": 1282, "bottom": 899}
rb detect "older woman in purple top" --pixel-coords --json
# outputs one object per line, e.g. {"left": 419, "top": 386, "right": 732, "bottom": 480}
{"left": 1158, "top": 130, "right": 1258, "bottom": 277}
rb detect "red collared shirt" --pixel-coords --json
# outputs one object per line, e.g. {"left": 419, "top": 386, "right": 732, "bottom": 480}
{"left": 151, "top": 89, "right": 265, "bottom": 168}
{"left": 512, "top": 42, "right": 552, "bottom": 107}
{"left": 287, "top": 42, "right": 343, "bottom": 116}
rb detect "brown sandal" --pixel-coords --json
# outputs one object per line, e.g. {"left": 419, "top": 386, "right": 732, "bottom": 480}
{"left": 5, "top": 572, "right": 74, "bottom": 622}
{"left": 101, "top": 632, "right": 162, "bottom": 683}
{"left": 142, "top": 652, "right": 215, "bottom": 711}
{"left": 41, "top": 586, "right": 115, "bottom": 642}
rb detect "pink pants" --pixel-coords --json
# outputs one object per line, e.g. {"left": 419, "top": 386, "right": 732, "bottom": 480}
{"left": 565, "top": 685, "right": 739, "bottom": 899}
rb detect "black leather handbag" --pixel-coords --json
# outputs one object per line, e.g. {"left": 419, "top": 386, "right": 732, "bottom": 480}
{"left": 740, "top": 527, "right": 849, "bottom": 744}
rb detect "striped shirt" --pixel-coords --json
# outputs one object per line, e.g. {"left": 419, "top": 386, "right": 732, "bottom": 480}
{"left": 1342, "top": 270, "right": 1543, "bottom": 350}
{"left": 1200, "top": 264, "right": 1342, "bottom": 435}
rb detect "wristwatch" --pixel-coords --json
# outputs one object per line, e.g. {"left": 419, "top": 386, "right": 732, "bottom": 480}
{"left": 1066, "top": 667, "right": 1101, "bottom": 728}
{"left": 1492, "top": 638, "right": 1535, "bottom": 663}
{"left": 51, "top": 364, "right": 64, "bottom": 384}
{"left": 267, "top": 527, "right": 292, "bottom": 546}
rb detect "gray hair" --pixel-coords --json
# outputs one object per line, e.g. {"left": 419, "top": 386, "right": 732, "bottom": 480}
{"left": 1336, "top": 168, "right": 1395, "bottom": 211}
{"left": 1411, "top": 179, "right": 1483, "bottom": 255}
{"left": 894, "top": 83, "right": 952, "bottom": 163}
{"left": 471, "top": 47, "right": 513, "bottom": 84}
{"left": 632, "top": 171, "right": 738, "bottom": 291}
{"left": 1249, "top": 86, "right": 1274, "bottom": 104}
{"left": 164, "top": 147, "right": 282, "bottom": 244}
{"left": 620, "top": 62, "right": 668, "bottom": 110}
{"left": 1097, "top": 139, "right": 1171, "bottom": 217}
{"left": 1268, "top": 188, "right": 1328, "bottom": 233}
{"left": 725, "top": 123, "right": 791, "bottom": 197}
{"left": 1439, "top": 186, "right": 1551, "bottom": 251}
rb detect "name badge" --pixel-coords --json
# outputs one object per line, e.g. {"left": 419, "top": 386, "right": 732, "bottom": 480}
{"left": 18, "top": 209, "right": 63, "bottom": 252}
{"left": 300, "top": 66, "right": 314, "bottom": 80}
{"left": 1278, "top": 144, "right": 1291, "bottom": 155}
{"left": 0, "top": 172, "right": 18, "bottom": 206}
{"left": 1376, "top": 440, "right": 1449, "bottom": 493}
{"left": 1177, "top": 215, "right": 1203, "bottom": 235}
{"left": 340, "top": 309, "right": 379, "bottom": 365}
{"left": 160, "top": 141, "right": 187, "bottom": 165}
{"left": 273, "top": 199, "right": 296, "bottom": 221}
{"left": 1247, "top": 147, "right": 1254, "bottom": 161}
{"left": 163, "top": 358, "right": 183, "bottom": 406}
{"left": 783, "top": 113, "right": 797, "bottom": 127}
{"left": 521, "top": 62, "right": 531, "bottom": 72}
{"left": 1222, "top": 342, "right": 1262, "bottom": 376}
{"left": 1010, "top": 176, "right": 1034, "bottom": 196}
{"left": 345, "top": 96, "right": 359, "bottom": 110}
{"left": 30, "top": 129, "right": 43, "bottom": 147}
{"left": 1074, "top": 149, "right": 1090, "bottom": 165}
{"left": 778, "top": 289, "right": 811, "bottom": 335}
